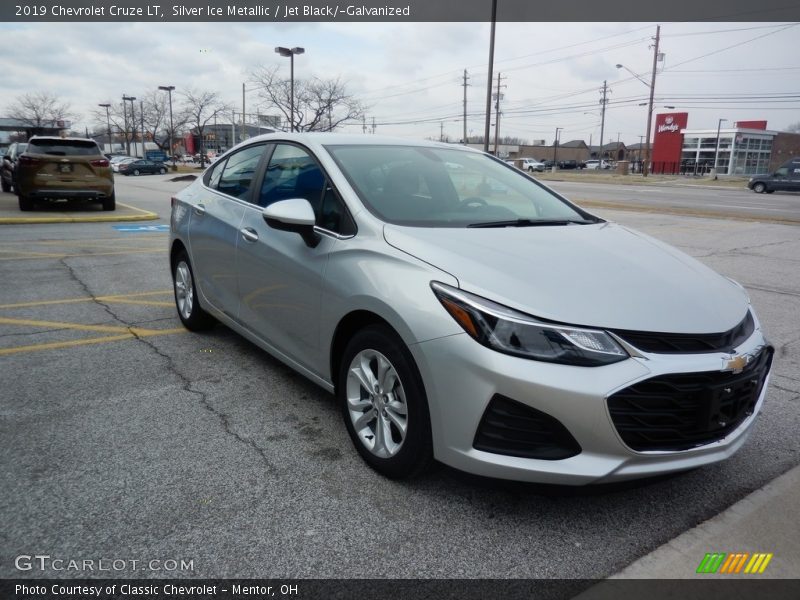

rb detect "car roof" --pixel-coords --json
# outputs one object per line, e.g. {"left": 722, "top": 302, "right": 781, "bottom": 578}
{"left": 240, "top": 132, "right": 486, "bottom": 154}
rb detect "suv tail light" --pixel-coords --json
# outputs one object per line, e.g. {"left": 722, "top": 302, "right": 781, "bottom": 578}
{"left": 90, "top": 159, "right": 110, "bottom": 167}
{"left": 18, "top": 156, "right": 41, "bottom": 166}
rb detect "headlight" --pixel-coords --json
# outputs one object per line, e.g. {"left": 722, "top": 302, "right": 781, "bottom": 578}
{"left": 431, "top": 282, "right": 628, "bottom": 367}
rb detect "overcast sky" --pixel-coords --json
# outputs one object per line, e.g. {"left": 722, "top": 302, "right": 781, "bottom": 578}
{"left": 1, "top": 20, "right": 798, "bottom": 146}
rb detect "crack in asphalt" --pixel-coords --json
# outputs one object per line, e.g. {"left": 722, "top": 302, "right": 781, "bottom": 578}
{"left": 57, "top": 256, "right": 277, "bottom": 472}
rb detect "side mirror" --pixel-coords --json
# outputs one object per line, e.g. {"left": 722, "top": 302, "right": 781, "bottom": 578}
{"left": 262, "top": 198, "right": 320, "bottom": 248}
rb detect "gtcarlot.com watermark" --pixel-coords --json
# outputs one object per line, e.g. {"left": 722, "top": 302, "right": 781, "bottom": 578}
{"left": 15, "top": 554, "right": 194, "bottom": 573}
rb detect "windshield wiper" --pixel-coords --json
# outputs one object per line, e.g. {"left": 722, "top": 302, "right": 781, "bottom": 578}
{"left": 467, "top": 218, "right": 597, "bottom": 228}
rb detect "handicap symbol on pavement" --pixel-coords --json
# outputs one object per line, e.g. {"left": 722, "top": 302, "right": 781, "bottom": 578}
{"left": 112, "top": 224, "right": 170, "bottom": 233}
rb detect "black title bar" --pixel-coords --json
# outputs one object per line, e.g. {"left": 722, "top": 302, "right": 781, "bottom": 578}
{"left": 3, "top": 0, "right": 800, "bottom": 22}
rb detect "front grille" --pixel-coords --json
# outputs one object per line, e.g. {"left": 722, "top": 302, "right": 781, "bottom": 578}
{"left": 473, "top": 395, "right": 581, "bottom": 460}
{"left": 610, "top": 311, "right": 754, "bottom": 354}
{"left": 608, "top": 346, "right": 773, "bottom": 452}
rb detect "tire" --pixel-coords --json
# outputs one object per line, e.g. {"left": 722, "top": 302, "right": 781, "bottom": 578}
{"left": 1, "top": 176, "right": 9, "bottom": 193}
{"left": 338, "top": 324, "right": 433, "bottom": 479}
{"left": 102, "top": 191, "right": 116, "bottom": 211}
{"left": 752, "top": 182, "right": 766, "bottom": 194}
{"left": 527, "top": 167, "right": 534, "bottom": 173}
{"left": 133, "top": 169, "right": 140, "bottom": 176}
{"left": 159, "top": 168, "right": 167, "bottom": 174}
{"left": 18, "top": 194, "right": 34, "bottom": 211}
{"left": 172, "top": 251, "right": 215, "bottom": 331}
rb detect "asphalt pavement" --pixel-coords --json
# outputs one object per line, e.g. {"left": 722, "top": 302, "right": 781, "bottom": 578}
{"left": 0, "top": 176, "right": 798, "bottom": 585}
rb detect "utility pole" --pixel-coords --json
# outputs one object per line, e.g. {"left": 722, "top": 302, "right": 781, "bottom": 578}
{"left": 372, "top": 116, "right": 376, "bottom": 134}
{"left": 242, "top": 82, "right": 246, "bottom": 137}
{"left": 483, "top": 0, "right": 497, "bottom": 152}
{"left": 493, "top": 72, "right": 506, "bottom": 156}
{"left": 553, "top": 127, "right": 562, "bottom": 170}
{"left": 140, "top": 100, "right": 145, "bottom": 159}
{"left": 440, "top": 121, "right": 444, "bottom": 142}
{"left": 598, "top": 81, "right": 609, "bottom": 165}
{"left": 643, "top": 24, "right": 661, "bottom": 177}
{"left": 362, "top": 114, "right": 367, "bottom": 134}
{"left": 462, "top": 69, "right": 470, "bottom": 144}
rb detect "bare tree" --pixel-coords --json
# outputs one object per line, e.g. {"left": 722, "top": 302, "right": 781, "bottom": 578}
{"left": 785, "top": 122, "right": 800, "bottom": 133}
{"left": 250, "top": 66, "right": 364, "bottom": 132}
{"left": 91, "top": 100, "right": 135, "bottom": 154}
{"left": 140, "top": 90, "right": 190, "bottom": 155}
{"left": 181, "top": 89, "right": 231, "bottom": 167}
{"left": 8, "top": 92, "right": 74, "bottom": 136}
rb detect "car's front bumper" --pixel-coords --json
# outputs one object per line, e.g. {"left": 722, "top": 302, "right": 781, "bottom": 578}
{"left": 411, "top": 324, "right": 772, "bottom": 485}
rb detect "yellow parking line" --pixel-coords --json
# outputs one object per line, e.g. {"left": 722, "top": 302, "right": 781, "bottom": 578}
{"left": 0, "top": 203, "right": 158, "bottom": 225}
{"left": 0, "top": 316, "right": 182, "bottom": 336}
{"left": 0, "top": 327, "right": 186, "bottom": 356}
{"left": 107, "top": 299, "right": 174, "bottom": 307}
{"left": 0, "top": 290, "right": 172, "bottom": 310}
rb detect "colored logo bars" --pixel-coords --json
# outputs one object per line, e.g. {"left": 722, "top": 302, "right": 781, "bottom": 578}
{"left": 697, "top": 552, "right": 773, "bottom": 574}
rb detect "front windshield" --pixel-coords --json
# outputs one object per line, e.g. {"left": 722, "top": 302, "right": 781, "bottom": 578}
{"left": 324, "top": 144, "right": 598, "bottom": 227}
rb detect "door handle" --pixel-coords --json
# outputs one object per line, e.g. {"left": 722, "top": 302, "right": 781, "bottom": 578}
{"left": 240, "top": 227, "right": 259, "bottom": 243}
{"left": 193, "top": 203, "right": 206, "bottom": 216}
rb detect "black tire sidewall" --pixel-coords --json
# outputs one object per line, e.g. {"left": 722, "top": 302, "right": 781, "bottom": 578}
{"left": 338, "top": 325, "right": 432, "bottom": 479}
{"left": 173, "top": 251, "right": 214, "bottom": 331}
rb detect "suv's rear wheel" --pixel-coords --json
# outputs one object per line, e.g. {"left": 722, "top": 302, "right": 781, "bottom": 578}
{"left": 172, "top": 251, "right": 215, "bottom": 331}
{"left": 102, "top": 191, "right": 116, "bottom": 211}
{"left": 18, "top": 194, "right": 34, "bottom": 211}
{"left": 1, "top": 176, "right": 10, "bottom": 193}
{"left": 159, "top": 167, "right": 167, "bottom": 174}
{"left": 339, "top": 325, "right": 433, "bottom": 479}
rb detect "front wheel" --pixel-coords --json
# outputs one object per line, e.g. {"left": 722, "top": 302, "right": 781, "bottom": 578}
{"left": 172, "top": 251, "right": 215, "bottom": 331}
{"left": 752, "top": 182, "right": 766, "bottom": 193}
{"left": 339, "top": 325, "right": 432, "bottom": 479}
{"left": 159, "top": 168, "right": 167, "bottom": 174}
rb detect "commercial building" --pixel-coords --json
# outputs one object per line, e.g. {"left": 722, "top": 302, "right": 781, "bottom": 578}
{"left": 651, "top": 113, "right": 800, "bottom": 176}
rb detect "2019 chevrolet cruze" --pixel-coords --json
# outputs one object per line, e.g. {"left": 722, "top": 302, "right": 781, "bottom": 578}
{"left": 169, "top": 133, "right": 773, "bottom": 484}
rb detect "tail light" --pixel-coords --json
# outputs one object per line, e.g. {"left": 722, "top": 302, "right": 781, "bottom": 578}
{"left": 18, "top": 156, "right": 41, "bottom": 166}
{"left": 90, "top": 158, "right": 110, "bottom": 167}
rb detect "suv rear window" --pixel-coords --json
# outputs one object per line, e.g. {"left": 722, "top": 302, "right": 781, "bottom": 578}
{"left": 27, "top": 140, "right": 101, "bottom": 156}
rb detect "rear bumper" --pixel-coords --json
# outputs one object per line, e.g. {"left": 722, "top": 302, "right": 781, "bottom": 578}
{"left": 24, "top": 188, "right": 113, "bottom": 200}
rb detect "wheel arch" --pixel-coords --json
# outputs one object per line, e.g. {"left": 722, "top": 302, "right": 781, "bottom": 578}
{"left": 329, "top": 310, "right": 400, "bottom": 394}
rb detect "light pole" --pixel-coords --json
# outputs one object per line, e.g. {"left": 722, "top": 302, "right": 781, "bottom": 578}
{"left": 98, "top": 104, "right": 112, "bottom": 154}
{"left": 713, "top": 118, "right": 728, "bottom": 180}
{"left": 483, "top": 0, "right": 498, "bottom": 153}
{"left": 122, "top": 95, "right": 137, "bottom": 156}
{"left": 275, "top": 46, "right": 305, "bottom": 132}
{"left": 159, "top": 85, "right": 176, "bottom": 168}
{"left": 616, "top": 25, "right": 660, "bottom": 177}
{"left": 552, "top": 127, "right": 562, "bottom": 172}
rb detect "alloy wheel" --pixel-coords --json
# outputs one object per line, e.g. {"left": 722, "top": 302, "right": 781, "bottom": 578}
{"left": 346, "top": 349, "right": 408, "bottom": 458}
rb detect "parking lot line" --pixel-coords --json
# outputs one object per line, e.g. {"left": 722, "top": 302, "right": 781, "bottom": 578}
{"left": 0, "top": 327, "right": 186, "bottom": 356}
{"left": 0, "top": 290, "right": 173, "bottom": 310}
{"left": 0, "top": 289, "right": 184, "bottom": 355}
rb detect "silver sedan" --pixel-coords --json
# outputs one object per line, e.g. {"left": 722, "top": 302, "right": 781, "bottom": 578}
{"left": 169, "top": 133, "right": 773, "bottom": 484}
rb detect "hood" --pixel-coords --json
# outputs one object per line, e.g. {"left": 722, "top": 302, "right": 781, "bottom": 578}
{"left": 384, "top": 222, "right": 749, "bottom": 333}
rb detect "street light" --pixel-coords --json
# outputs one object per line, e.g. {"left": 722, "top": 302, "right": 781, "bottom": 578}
{"left": 122, "top": 95, "right": 137, "bottom": 156}
{"left": 616, "top": 25, "right": 660, "bottom": 177}
{"left": 552, "top": 127, "right": 563, "bottom": 172}
{"left": 713, "top": 118, "right": 728, "bottom": 180}
{"left": 98, "top": 104, "right": 112, "bottom": 154}
{"left": 275, "top": 46, "right": 305, "bottom": 132}
{"left": 159, "top": 85, "right": 176, "bottom": 168}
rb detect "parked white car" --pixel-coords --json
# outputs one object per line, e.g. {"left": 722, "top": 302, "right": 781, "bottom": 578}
{"left": 585, "top": 159, "right": 612, "bottom": 170}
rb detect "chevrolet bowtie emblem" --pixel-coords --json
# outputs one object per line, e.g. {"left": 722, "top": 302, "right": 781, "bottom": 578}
{"left": 723, "top": 354, "right": 749, "bottom": 374}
